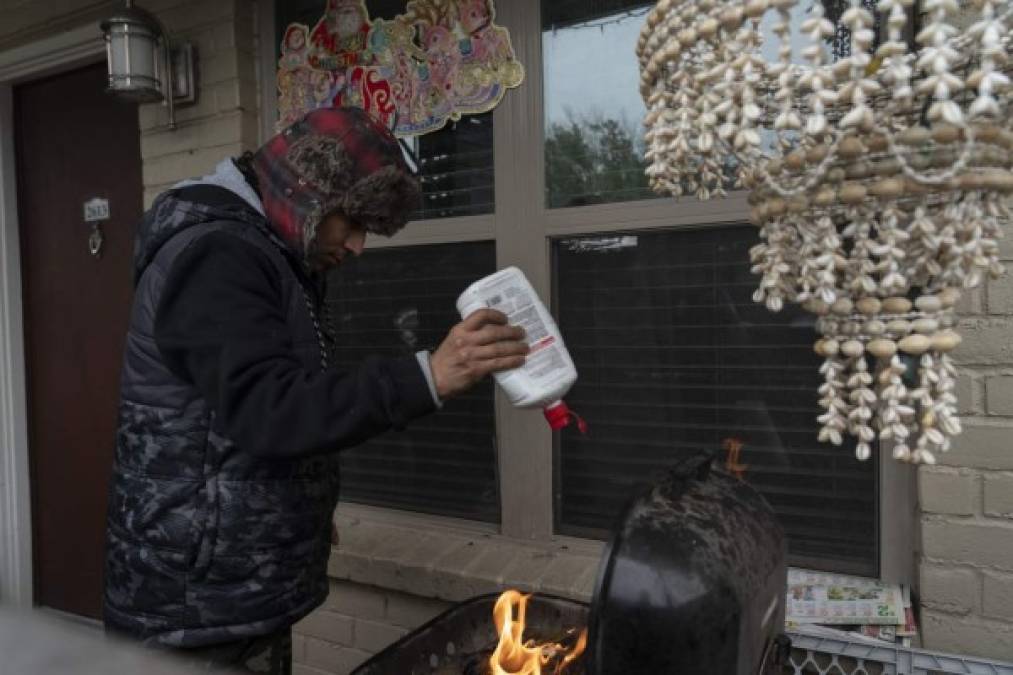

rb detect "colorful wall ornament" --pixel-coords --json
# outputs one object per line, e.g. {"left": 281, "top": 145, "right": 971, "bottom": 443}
{"left": 277, "top": 0, "right": 524, "bottom": 136}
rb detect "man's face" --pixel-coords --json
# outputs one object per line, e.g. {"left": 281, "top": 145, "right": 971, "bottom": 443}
{"left": 310, "top": 212, "right": 367, "bottom": 271}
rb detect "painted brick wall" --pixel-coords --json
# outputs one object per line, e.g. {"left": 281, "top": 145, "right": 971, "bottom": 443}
{"left": 292, "top": 579, "right": 452, "bottom": 675}
{"left": 920, "top": 244, "right": 1013, "bottom": 659}
{"left": 137, "top": 0, "right": 261, "bottom": 205}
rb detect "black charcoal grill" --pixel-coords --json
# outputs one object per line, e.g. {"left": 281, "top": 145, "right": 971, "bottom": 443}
{"left": 353, "top": 593, "right": 588, "bottom": 675}
{"left": 353, "top": 453, "right": 790, "bottom": 675}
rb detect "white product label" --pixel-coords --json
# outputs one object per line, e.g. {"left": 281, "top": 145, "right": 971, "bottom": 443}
{"left": 459, "top": 268, "right": 577, "bottom": 408}
{"left": 480, "top": 281, "right": 566, "bottom": 387}
{"left": 483, "top": 284, "right": 552, "bottom": 351}
{"left": 525, "top": 341, "right": 566, "bottom": 379}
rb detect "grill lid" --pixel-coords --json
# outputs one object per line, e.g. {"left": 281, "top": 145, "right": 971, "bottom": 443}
{"left": 585, "top": 452, "right": 787, "bottom": 675}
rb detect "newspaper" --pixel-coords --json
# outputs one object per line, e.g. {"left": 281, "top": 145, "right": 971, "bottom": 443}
{"left": 786, "top": 567, "right": 906, "bottom": 625}
{"left": 897, "top": 584, "right": 918, "bottom": 637}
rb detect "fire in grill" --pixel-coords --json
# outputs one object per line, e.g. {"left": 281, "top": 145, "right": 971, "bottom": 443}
{"left": 352, "top": 593, "right": 589, "bottom": 674}
{"left": 353, "top": 453, "right": 790, "bottom": 675}
{"left": 488, "top": 590, "right": 587, "bottom": 674}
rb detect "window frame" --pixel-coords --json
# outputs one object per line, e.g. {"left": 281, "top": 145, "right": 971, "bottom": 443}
{"left": 257, "top": 0, "right": 915, "bottom": 583}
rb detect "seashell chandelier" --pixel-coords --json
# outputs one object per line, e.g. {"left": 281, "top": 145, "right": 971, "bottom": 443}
{"left": 637, "top": 0, "right": 1012, "bottom": 464}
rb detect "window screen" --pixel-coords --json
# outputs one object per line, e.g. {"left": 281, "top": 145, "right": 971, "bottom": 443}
{"left": 553, "top": 227, "right": 878, "bottom": 576}
{"left": 327, "top": 242, "right": 499, "bottom": 522}
{"left": 274, "top": 0, "right": 494, "bottom": 220}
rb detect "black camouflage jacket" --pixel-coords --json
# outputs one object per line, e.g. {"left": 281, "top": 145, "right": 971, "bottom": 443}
{"left": 104, "top": 183, "right": 435, "bottom": 647}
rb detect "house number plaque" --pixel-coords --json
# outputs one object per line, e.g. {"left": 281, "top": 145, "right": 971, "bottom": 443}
{"left": 83, "top": 197, "right": 109, "bottom": 258}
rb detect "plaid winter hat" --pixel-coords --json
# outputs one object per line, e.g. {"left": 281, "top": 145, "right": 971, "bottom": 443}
{"left": 251, "top": 107, "right": 420, "bottom": 259}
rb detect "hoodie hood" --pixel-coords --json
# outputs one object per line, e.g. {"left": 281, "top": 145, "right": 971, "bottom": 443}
{"left": 251, "top": 107, "right": 421, "bottom": 260}
{"left": 133, "top": 159, "right": 268, "bottom": 285}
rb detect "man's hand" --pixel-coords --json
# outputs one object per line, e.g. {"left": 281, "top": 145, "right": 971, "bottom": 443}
{"left": 430, "top": 309, "right": 528, "bottom": 400}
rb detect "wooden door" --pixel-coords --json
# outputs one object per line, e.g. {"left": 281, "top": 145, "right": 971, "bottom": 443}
{"left": 15, "top": 63, "right": 142, "bottom": 619}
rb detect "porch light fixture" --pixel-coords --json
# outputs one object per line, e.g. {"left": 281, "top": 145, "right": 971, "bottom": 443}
{"left": 100, "top": 0, "right": 196, "bottom": 130}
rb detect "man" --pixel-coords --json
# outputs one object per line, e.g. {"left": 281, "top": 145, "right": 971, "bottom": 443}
{"left": 103, "top": 107, "right": 527, "bottom": 673}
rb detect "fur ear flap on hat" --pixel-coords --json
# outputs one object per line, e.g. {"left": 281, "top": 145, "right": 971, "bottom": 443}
{"left": 250, "top": 107, "right": 422, "bottom": 261}
{"left": 340, "top": 165, "right": 421, "bottom": 237}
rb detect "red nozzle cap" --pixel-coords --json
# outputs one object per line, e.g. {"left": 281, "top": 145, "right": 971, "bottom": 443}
{"left": 544, "top": 401, "right": 588, "bottom": 434}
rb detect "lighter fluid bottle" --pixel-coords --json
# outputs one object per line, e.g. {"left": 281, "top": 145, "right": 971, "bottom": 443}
{"left": 456, "top": 267, "right": 585, "bottom": 432}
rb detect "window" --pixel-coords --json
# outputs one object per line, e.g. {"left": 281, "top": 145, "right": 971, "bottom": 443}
{"left": 264, "top": 0, "right": 901, "bottom": 578}
{"left": 540, "top": 1, "right": 880, "bottom": 577}
{"left": 542, "top": 1, "right": 655, "bottom": 208}
{"left": 553, "top": 228, "right": 878, "bottom": 576}
{"left": 328, "top": 242, "right": 499, "bottom": 522}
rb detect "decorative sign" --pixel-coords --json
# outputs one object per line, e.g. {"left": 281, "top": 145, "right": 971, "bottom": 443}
{"left": 83, "top": 197, "right": 110, "bottom": 223}
{"left": 277, "top": 0, "right": 524, "bottom": 136}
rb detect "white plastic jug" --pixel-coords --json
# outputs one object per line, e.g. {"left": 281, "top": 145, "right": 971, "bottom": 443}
{"left": 456, "top": 267, "right": 585, "bottom": 432}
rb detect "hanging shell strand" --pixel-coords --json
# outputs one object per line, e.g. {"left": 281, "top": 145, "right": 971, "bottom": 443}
{"left": 638, "top": 0, "right": 1012, "bottom": 464}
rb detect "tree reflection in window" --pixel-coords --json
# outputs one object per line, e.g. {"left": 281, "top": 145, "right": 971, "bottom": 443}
{"left": 545, "top": 112, "right": 653, "bottom": 208}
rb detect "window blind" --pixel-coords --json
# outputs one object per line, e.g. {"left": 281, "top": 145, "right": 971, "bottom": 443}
{"left": 327, "top": 242, "right": 499, "bottom": 522}
{"left": 411, "top": 113, "right": 494, "bottom": 220}
{"left": 553, "top": 227, "right": 878, "bottom": 576}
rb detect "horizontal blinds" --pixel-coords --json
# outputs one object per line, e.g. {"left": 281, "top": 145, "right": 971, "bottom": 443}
{"left": 327, "top": 242, "right": 499, "bottom": 522}
{"left": 414, "top": 113, "right": 494, "bottom": 220}
{"left": 553, "top": 227, "right": 878, "bottom": 576}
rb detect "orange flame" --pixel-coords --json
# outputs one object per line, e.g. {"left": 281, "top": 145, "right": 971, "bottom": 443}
{"left": 723, "top": 437, "right": 748, "bottom": 480}
{"left": 489, "top": 590, "right": 588, "bottom": 675}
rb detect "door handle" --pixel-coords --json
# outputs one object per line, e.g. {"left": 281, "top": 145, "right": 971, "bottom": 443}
{"left": 88, "top": 224, "right": 103, "bottom": 258}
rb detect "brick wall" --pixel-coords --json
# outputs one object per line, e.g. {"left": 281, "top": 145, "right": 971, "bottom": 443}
{"left": 919, "top": 253, "right": 1013, "bottom": 659}
{"left": 137, "top": 0, "right": 261, "bottom": 205}
{"left": 292, "top": 579, "right": 452, "bottom": 675}
{"left": 286, "top": 513, "right": 602, "bottom": 675}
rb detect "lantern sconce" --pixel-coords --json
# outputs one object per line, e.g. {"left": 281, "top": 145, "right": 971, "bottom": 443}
{"left": 100, "top": 0, "right": 196, "bottom": 130}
